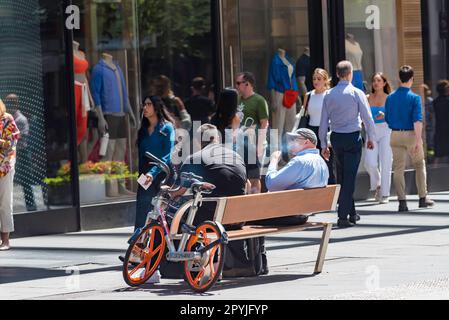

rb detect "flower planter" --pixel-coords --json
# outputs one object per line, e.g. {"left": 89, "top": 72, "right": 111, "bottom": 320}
{"left": 79, "top": 174, "right": 107, "bottom": 204}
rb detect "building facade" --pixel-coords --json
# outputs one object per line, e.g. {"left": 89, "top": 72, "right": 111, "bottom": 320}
{"left": 1, "top": 0, "right": 449, "bottom": 237}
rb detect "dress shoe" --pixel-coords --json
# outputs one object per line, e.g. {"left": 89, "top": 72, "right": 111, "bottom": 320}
{"left": 337, "top": 219, "right": 354, "bottom": 229}
{"left": 399, "top": 200, "right": 409, "bottom": 212}
{"left": 419, "top": 197, "right": 435, "bottom": 208}
{"left": 349, "top": 214, "right": 361, "bottom": 224}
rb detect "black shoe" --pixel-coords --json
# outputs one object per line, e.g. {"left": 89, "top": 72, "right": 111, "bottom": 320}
{"left": 399, "top": 200, "right": 409, "bottom": 212}
{"left": 337, "top": 219, "right": 354, "bottom": 229}
{"left": 119, "top": 255, "right": 125, "bottom": 263}
{"left": 349, "top": 214, "right": 361, "bottom": 224}
{"left": 419, "top": 197, "right": 435, "bottom": 208}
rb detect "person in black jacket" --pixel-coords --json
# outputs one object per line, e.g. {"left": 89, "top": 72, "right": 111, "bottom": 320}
{"left": 433, "top": 80, "right": 449, "bottom": 164}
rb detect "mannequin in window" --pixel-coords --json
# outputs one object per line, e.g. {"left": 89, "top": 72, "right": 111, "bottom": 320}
{"left": 345, "top": 33, "right": 365, "bottom": 91}
{"left": 73, "top": 41, "right": 96, "bottom": 164}
{"left": 296, "top": 47, "right": 312, "bottom": 98}
{"left": 91, "top": 52, "right": 137, "bottom": 196}
{"left": 267, "top": 48, "right": 298, "bottom": 140}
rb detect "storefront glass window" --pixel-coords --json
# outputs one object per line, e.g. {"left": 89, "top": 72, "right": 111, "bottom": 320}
{"left": 138, "top": 0, "right": 214, "bottom": 101}
{"left": 73, "top": 0, "right": 141, "bottom": 205}
{"left": 344, "top": 0, "right": 399, "bottom": 92}
{"left": 239, "top": 0, "right": 311, "bottom": 100}
{"left": 0, "top": 0, "right": 75, "bottom": 213}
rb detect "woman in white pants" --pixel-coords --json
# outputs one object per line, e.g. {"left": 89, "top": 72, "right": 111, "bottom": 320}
{"left": 365, "top": 73, "right": 393, "bottom": 204}
{"left": 0, "top": 99, "right": 20, "bottom": 251}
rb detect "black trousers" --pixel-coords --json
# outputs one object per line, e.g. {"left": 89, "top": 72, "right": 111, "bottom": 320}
{"left": 330, "top": 132, "right": 363, "bottom": 220}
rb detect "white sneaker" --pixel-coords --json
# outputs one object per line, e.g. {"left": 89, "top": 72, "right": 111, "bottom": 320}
{"left": 146, "top": 270, "right": 161, "bottom": 284}
{"left": 380, "top": 197, "right": 390, "bottom": 204}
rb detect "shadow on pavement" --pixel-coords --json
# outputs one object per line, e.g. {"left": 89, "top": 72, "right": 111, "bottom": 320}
{"left": 0, "top": 265, "right": 121, "bottom": 285}
{"left": 114, "top": 273, "right": 317, "bottom": 297}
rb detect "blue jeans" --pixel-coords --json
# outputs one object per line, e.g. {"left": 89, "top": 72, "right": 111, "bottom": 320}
{"left": 331, "top": 132, "right": 363, "bottom": 220}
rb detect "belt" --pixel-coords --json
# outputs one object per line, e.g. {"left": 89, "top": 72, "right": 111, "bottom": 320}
{"left": 392, "top": 129, "right": 413, "bottom": 132}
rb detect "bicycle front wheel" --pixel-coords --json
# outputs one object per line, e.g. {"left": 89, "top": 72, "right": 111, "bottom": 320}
{"left": 184, "top": 221, "right": 226, "bottom": 293}
{"left": 123, "top": 223, "right": 166, "bottom": 287}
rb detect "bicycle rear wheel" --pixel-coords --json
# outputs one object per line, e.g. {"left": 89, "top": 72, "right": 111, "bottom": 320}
{"left": 184, "top": 221, "right": 226, "bottom": 293}
{"left": 123, "top": 223, "right": 166, "bottom": 287}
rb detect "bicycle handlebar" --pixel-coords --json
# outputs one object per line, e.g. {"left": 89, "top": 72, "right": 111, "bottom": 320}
{"left": 145, "top": 151, "right": 172, "bottom": 185}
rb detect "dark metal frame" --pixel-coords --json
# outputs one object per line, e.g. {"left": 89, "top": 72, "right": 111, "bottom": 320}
{"left": 327, "top": 0, "right": 346, "bottom": 84}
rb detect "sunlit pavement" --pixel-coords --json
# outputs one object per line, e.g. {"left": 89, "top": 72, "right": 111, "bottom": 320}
{"left": 1, "top": 192, "right": 449, "bottom": 300}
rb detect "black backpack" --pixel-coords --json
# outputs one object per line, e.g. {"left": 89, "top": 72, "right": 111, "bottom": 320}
{"left": 222, "top": 237, "right": 266, "bottom": 278}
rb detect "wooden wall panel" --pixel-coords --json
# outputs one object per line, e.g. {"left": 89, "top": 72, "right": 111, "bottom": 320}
{"left": 396, "top": 0, "right": 424, "bottom": 92}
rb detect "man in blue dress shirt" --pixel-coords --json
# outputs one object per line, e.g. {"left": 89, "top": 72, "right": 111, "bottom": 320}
{"left": 266, "top": 128, "right": 329, "bottom": 192}
{"left": 385, "top": 65, "right": 434, "bottom": 212}
{"left": 263, "top": 128, "right": 328, "bottom": 226}
{"left": 319, "top": 61, "right": 376, "bottom": 228}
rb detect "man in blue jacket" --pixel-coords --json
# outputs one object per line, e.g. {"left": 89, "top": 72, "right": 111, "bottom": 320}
{"left": 385, "top": 65, "right": 435, "bottom": 212}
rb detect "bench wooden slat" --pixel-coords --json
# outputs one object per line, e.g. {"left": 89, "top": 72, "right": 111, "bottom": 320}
{"left": 218, "top": 185, "right": 340, "bottom": 225}
{"left": 225, "top": 222, "right": 331, "bottom": 241}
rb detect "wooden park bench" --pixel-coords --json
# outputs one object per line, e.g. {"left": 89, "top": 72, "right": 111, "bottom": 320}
{"left": 169, "top": 185, "right": 340, "bottom": 275}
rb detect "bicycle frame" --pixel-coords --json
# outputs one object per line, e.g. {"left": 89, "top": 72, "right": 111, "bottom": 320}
{"left": 146, "top": 187, "right": 210, "bottom": 263}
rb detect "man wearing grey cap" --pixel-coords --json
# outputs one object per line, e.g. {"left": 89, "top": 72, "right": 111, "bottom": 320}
{"left": 266, "top": 128, "right": 329, "bottom": 192}
{"left": 319, "top": 61, "right": 376, "bottom": 228}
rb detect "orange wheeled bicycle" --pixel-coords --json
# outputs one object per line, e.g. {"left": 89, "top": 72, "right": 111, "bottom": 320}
{"left": 122, "top": 152, "right": 228, "bottom": 293}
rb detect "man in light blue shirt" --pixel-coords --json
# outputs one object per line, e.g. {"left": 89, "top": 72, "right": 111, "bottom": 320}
{"left": 319, "top": 61, "right": 376, "bottom": 228}
{"left": 266, "top": 128, "right": 329, "bottom": 191}
{"left": 261, "top": 128, "right": 328, "bottom": 227}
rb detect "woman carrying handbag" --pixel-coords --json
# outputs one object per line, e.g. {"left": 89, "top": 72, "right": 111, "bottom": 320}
{"left": 294, "top": 69, "right": 336, "bottom": 184}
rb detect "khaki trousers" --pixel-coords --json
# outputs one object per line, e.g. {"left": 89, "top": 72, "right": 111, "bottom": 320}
{"left": 390, "top": 131, "right": 428, "bottom": 200}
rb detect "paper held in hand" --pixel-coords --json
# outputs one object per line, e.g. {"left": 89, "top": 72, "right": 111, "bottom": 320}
{"left": 137, "top": 174, "right": 151, "bottom": 190}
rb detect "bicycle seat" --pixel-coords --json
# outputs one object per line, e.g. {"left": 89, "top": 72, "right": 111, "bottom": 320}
{"left": 192, "top": 182, "right": 216, "bottom": 192}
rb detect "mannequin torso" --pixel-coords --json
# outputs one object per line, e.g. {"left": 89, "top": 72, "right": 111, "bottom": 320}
{"left": 345, "top": 39, "right": 363, "bottom": 71}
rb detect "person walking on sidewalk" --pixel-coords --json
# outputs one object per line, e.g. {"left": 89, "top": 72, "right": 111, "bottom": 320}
{"left": 300, "top": 68, "right": 336, "bottom": 184}
{"left": 319, "top": 61, "right": 376, "bottom": 228}
{"left": 385, "top": 66, "right": 435, "bottom": 212}
{"left": 364, "top": 73, "right": 393, "bottom": 204}
{"left": 0, "top": 99, "right": 20, "bottom": 251}
{"left": 235, "top": 72, "right": 269, "bottom": 194}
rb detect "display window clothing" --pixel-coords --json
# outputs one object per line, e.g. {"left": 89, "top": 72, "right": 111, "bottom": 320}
{"left": 0, "top": 113, "right": 20, "bottom": 177}
{"left": 364, "top": 117, "right": 393, "bottom": 198}
{"left": 74, "top": 55, "right": 91, "bottom": 145}
{"left": 432, "top": 95, "right": 449, "bottom": 157}
{"left": 345, "top": 39, "right": 365, "bottom": 91}
{"left": 90, "top": 59, "right": 130, "bottom": 115}
{"left": 267, "top": 53, "right": 299, "bottom": 93}
{"left": 385, "top": 87, "right": 423, "bottom": 131}
{"left": 185, "top": 95, "right": 216, "bottom": 125}
{"left": 295, "top": 54, "right": 312, "bottom": 91}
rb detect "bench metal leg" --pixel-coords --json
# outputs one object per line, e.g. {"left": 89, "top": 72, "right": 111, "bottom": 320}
{"left": 314, "top": 223, "right": 332, "bottom": 274}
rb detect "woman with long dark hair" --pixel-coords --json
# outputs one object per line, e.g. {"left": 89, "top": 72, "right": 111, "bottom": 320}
{"left": 211, "top": 88, "right": 241, "bottom": 145}
{"left": 136, "top": 96, "right": 175, "bottom": 230}
{"left": 364, "top": 72, "right": 393, "bottom": 204}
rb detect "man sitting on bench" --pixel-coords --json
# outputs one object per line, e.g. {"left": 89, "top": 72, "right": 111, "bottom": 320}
{"left": 260, "top": 128, "right": 330, "bottom": 226}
